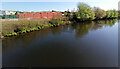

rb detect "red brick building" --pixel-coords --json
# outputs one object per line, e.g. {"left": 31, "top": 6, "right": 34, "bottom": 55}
{"left": 47, "top": 12, "right": 53, "bottom": 19}
{"left": 19, "top": 12, "right": 62, "bottom": 19}
{"left": 33, "top": 12, "right": 41, "bottom": 19}
{"left": 19, "top": 13, "right": 25, "bottom": 18}
{"left": 25, "top": 12, "right": 33, "bottom": 19}
{"left": 41, "top": 12, "right": 48, "bottom": 19}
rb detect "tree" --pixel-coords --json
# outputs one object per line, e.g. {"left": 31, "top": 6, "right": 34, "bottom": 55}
{"left": 94, "top": 7, "right": 106, "bottom": 19}
{"left": 106, "top": 10, "right": 118, "bottom": 18}
{"left": 106, "top": 11, "right": 111, "bottom": 18}
{"left": 118, "top": 11, "right": 120, "bottom": 18}
{"left": 52, "top": 10, "right": 56, "bottom": 12}
{"left": 76, "top": 3, "right": 95, "bottom": 21}
{"left": 113, "top": 10, "right": 118, "bottom": 18}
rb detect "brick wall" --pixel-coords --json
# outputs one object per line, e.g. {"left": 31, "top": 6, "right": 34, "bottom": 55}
{"left": 25, "top": 12, "right": 33, "bottom": 19}
{"left": 19, "top": 12, "right": 62, "bottom": 19}
{"left": 33, "top": 12, "right": 41, "bottom": 19}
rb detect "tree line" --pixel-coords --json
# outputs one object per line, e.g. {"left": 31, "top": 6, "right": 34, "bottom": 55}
{"left": 64, "top": 2, "right": 119, "bottom": 21}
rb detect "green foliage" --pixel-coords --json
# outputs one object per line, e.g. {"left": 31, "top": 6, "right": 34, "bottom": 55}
{"left": 48, "top": 24, "right": 53, "bottom": 27}
{"left": 118, "top": 11, "right": 120, "bottom": 17}
{"left": 40, "top": 24, "right": 44, "bottom": 28}
{"left": 76, "top": 3, "right": 95, "bottom": 21}
{"left": 113, "top": 10, "right": 118, "bottom": 18}
{"left": 94, "top": 7, "right": 106, "bottom": 19}
{"left": 5, "top": 33, "right": 12, "bottom": 37}
{"left": 21, "top": 30, "right": 26, "bottom": 33}
{"left": 69, "top": 2, "right": 118, "bottom": 21}
{"left": 49, "top": 18, "right": 61, "bottom": 26}
{"left": 64, "top": 11, "right": 70, "bottom": 17}
{"left": 106, "top": 10, "right": 118, "bottom": 18}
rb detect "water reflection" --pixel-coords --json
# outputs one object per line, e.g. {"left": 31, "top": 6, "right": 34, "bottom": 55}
{"left": 69, "top": 19, "right": 117, "bottom": 38}
{"left": 2, "top": 19, "right": 118, "bottom": 67}
{"left": 2, "top": 19, "right": 117, "bottom": 54}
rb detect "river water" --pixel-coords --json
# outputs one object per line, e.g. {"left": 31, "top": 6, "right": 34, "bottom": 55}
{"left": 2, "top": 19, "right": 119, "bottom": 67}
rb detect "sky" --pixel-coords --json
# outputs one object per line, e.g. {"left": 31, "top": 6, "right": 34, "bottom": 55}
{"left": 1, "top": 0, "right": 119, "bottom": 12}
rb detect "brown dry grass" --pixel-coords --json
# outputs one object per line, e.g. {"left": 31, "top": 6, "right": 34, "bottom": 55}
{"left": 2, "top": 19, "right": 50, "bottom": 35}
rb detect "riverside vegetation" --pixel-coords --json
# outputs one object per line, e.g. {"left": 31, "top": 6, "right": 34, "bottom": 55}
{"left": 1, "top": 2, "right": 119, "bottom": 38}
{"left": 1, "top": 17, "right": 70, "bottom": 38}
{"left": 68, "top": 3, "right": 118, "bottom": 22}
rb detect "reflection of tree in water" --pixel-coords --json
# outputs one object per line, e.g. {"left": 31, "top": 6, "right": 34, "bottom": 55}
{"left": 91, "top": 21, "right": 104, "bottom": 30}
{"left": 70, "top": 21, "right": 94, "bottom": 38}
{"left": 104, "top": 19, "right": 117, "bottom": 27}
{"left": 70, "top": 19, "right": 117, "bottom": 38}
{"left": 50, "top": 26, "right": 62, "bottom": 35}
{"left": 2, "top": 19, "right": 117, "bottom": 53}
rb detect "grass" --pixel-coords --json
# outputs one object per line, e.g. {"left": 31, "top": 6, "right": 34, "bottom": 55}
{"left": 1, "top": 18, "right": 71, "bottom": 38}
{"left": 1, "top": 19, "right": 50, "bottom": 37}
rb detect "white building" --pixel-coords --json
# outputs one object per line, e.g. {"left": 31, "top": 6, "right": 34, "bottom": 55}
{"left": 4, "top": 11, "right": 16, "bottom": 15}
{"left": 0, "top": 10, "right": 5, "bottom": 16}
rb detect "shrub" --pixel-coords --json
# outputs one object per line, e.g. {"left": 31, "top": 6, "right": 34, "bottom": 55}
{"left": 49, "top": 18, "right": 61, "bottom": 26}
{"left": 106, "top": 10, "right": 118, "bottom": 18}
{"left": 76, "top": 2, "right": 95, "bottom": 21}
{"left": 94, "top": 7, "right": 106, "bottom": 19}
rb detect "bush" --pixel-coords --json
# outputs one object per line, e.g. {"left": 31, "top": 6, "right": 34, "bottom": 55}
{"left": 49, "top": 18, "right": 61, "bottom": 26}
{"left": 106, "top": 10, "right": 118, "bottom": 18}
{"left": 76, "top": 3, "right": 95, "bottom": 21}
{"left": 94, "top": 7, "right": 106, "bottom": 19}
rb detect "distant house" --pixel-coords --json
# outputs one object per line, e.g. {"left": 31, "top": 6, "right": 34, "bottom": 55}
{"left": 0, "top": 10, "right": 5, "bottom": 16}
{"left": 47, "top": 12, "right": 53, "bottom": 19}
{"left": 10, "top": 11, "right": 16, "bottom": 15}
{"left": 19, "top": 13, "right": 25, "bottom": 18}
{"left": 4, "top": 11, "right": 10, "bottom": 15}
{"left": 15, "top": 11, "right": 21, "bottom": 15}
{"left": 41, "top": 12, "right": 48, "bottom": 19}
{"left": 33, "top": 12, "right": 41, "bottom": 19}
{"left": 5, "top": 11, "right": 16, "bottom": 15}
{"left": 18, "top": 11, "right": 62, "bottom": 19}
{"left": 25, "top": 12, "right": 33, "bottom": 19}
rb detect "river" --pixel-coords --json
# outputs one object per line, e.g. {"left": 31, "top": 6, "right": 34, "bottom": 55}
{"left": 2, "top": 19, "right": 119, "bottom": 67}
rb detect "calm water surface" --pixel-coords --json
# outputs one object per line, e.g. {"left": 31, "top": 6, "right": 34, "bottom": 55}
{"left": 2, "top": 19, "right": 119, "bottom": 67}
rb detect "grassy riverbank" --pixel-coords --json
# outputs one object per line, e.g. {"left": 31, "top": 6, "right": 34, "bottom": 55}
{"left": 1, "top": 17, "right": 118, "bottom": 38}
{"left": 1, "top": 17, "right": 71, "bottom": 38}
{"left": 0, "top": 17, "right": 118, "bottom": 39}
